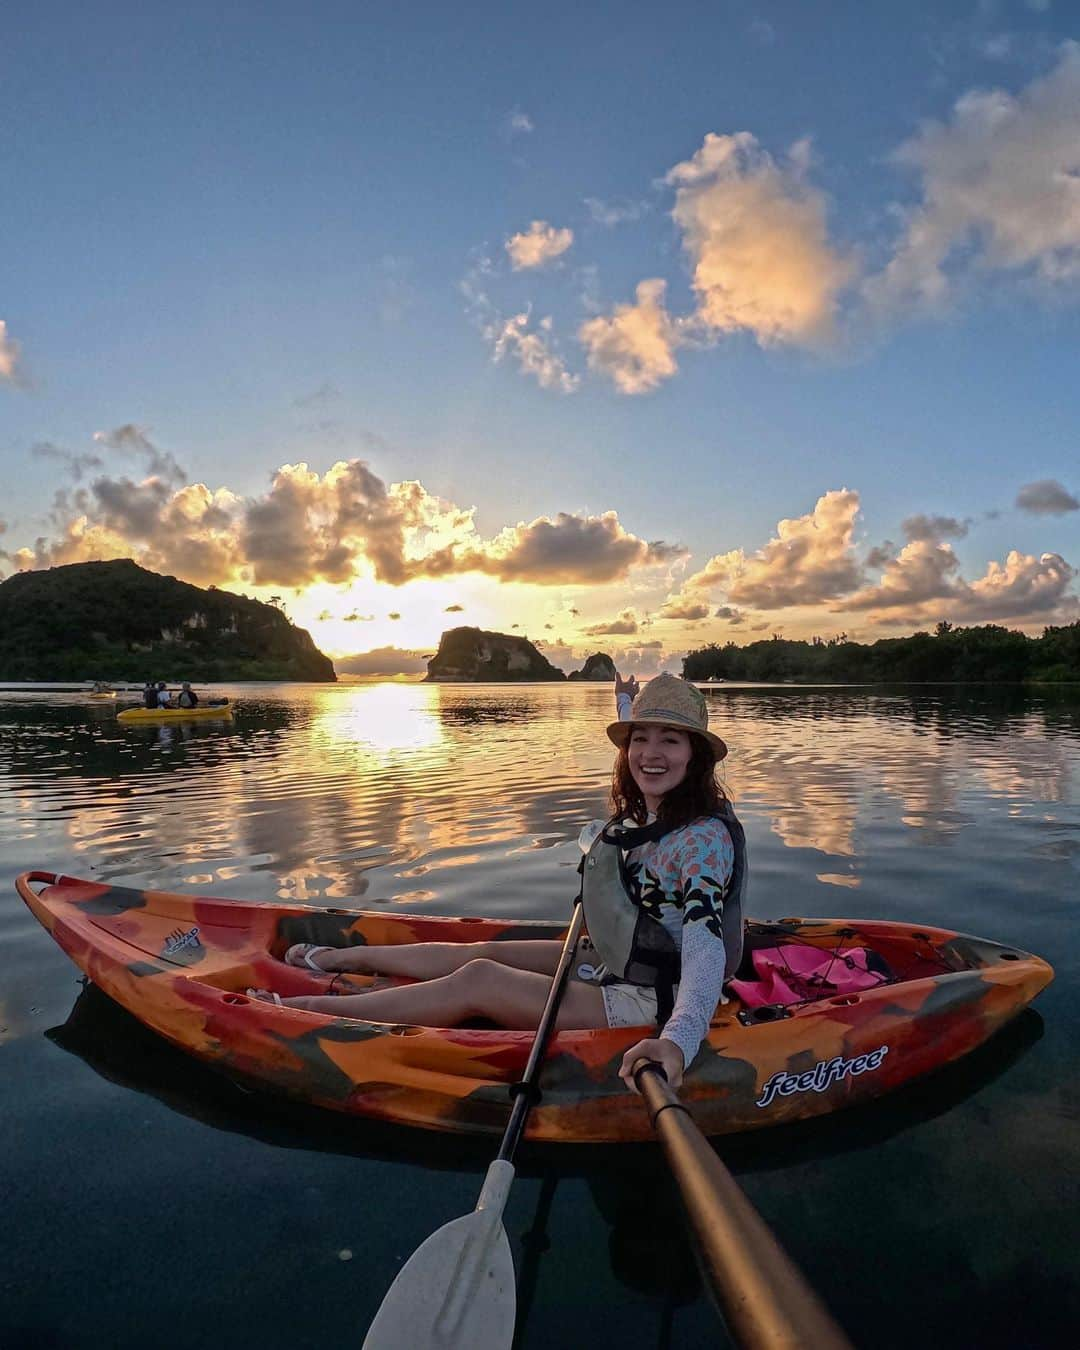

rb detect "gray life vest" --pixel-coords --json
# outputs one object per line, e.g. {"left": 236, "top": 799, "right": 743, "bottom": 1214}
{"left": 579, "top": 803, "right": 748, "bottom": 1028}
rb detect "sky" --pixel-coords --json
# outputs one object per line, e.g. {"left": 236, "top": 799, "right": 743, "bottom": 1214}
{"left": 2, "top": 0, "right": 1079, "bottom": 677}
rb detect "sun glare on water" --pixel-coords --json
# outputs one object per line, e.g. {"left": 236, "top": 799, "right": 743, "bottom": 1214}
{"left": 311, "top": 684, "right": 444, "bottom": 761}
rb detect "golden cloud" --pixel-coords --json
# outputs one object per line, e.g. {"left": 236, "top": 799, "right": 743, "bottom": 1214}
{"left": 688, "top": 489, "right": 863, "bottom": 609}
{"left": 666, "top": 132, "right": 854, "bottom": 346}
{"left": 0, "top": 320, "right": 20, "bottom": 382}
{"left": 584, "top": 609, "right": 639, "bottom": 636}
{"left": 505, "top": 220, "right": 574, "bottom": 270}
{"left": 12, "top": 445, "right": 673, "bottom": 593}
{"left": 866, "top": 44, "right": 1080, "bottom": 312}
{"left": 578, "top": 279, "right": 680, "bottom": 394}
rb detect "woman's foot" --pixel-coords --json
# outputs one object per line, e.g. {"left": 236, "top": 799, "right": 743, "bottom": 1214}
{"left": 247, "top": 987, "right": 284, "bottom": 1006}
{"left": 284, "top": 943, "right": 336, "bottom": 972}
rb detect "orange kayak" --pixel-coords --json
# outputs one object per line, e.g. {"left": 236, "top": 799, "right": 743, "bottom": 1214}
{"left": 16, "top": 871, "right": 1053, "bottom": 1143}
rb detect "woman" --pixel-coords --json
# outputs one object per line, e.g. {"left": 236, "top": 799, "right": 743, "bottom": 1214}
{"left": 251, "top": 673, "right": 744, "bottom": 1093}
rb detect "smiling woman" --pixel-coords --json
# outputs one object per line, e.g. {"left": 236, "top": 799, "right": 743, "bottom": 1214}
{"left": 243, "top": 673, "right": 746, "bottom": 1097}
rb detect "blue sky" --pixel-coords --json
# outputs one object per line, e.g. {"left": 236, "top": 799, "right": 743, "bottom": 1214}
{"left": 2, "top": 1, "right": 1079, "bottom": 673}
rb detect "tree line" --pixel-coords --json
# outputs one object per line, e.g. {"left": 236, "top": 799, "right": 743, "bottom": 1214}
{"left": 681, "top": 621, "right": 1080, "bottom": 684}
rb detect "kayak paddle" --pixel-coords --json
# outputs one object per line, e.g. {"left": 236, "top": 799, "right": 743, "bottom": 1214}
{"left": 362, "top": 903, "right": 586, "bottom": 1350}
{"left": 634, "top": 1062, "right": 853, "bottom": 1350}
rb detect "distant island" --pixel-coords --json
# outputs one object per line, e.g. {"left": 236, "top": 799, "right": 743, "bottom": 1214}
{"left": 567, "top": 653, "right": 616, "bottom": 681}
{"left": 0, "top": 559, "right": 336, "bottom": 682}
{"left": 682, "top": 623, "right": 1080, "bottom": 684}
{"left": 426, "top": 627, "right": 566, "bottom": 681}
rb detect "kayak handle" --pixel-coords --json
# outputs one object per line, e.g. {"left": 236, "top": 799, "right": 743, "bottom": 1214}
{"left": 14, "top": 870, "right": 71, "bottom": 904}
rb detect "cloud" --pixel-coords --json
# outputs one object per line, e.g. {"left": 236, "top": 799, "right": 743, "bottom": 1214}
{"left": 242, "top": 460, "right": 411, "bottom": 586}
{"left": 335, "top": 646, "right": 430, "bottom": 677}
{"left": 445, "top": 603, "right": 464, "bottom": 612}
{"left": 32, "top": 441, "right": 105, "bottom": 482}
{"left": 584, "top": 198, "right": 649, "bottom": 227}
{"left": 901, "top": 513, "right": 969, "bottom": 542}
{"left": 845, "top": 539, "right": 962, "bottom": 611}
{"left": 584, "top": 609, "right": 639, "bottom": 636}
{"left": 454, "top": 511, "right": 678, "bottom": 585}
{"left": 16, "top": 448, "right": 673, "bottom": 593}
{"left": 490, "top": 312, "right": 580, "bottom": 393}
{"left": 93, "top": 424, "right": 186, "bottom": 485}
{"left": 959, "top": 550, "right": 1076, "bottom": 620}
{"left": 344, "top": 611, "right": 375, "bottom": 622}
{"left": 504, "top": 109, "right": 534, "bottom": 137}
{"left": 1016, "top": 479, "right": 1080, "bottom": 514}
{"left": 0, "top": 320, "right": 20, "bottom": 382}
{"left": 715, "top": 605, "right": 744, "bottom": 623}
{"left": 660, "top": 599, "right": 711, "bottom": 620}
{"left": 865, "top": 541, "right": 897, "bottom": 569}
{"left": 293, "top": 382, "right": 341, "bottom": 408}
{"left": 505, "top": 221, "right": 573, "bottom": 270}
{"left": 866, "top": 44, "right": 1080, "bottom": 312}
{"left": 687, "top": 489, "right": 863, "bottom": 609}
{"left": 665, "top": 132, "right": 854, "bottom": 346}
{"left": 846, "top": 540, "right": 1076, "bottom": 624}
{"left": 579, "top": 279, "right": 681, "bottom": 394}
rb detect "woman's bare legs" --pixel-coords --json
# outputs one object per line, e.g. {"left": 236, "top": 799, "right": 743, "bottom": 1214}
{"left": 269, "top": 958, "right": 607, "bottom": 1030}
{"left": 293, "top": 938, "right": 564, "bottom": 979}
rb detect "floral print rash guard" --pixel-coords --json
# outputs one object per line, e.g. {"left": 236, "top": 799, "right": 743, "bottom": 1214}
{"left": 579, "top": 814, "right": 735, "bottom": 1067}
{"left": 626, "top": 819, "right": 735, "bottom": 1067}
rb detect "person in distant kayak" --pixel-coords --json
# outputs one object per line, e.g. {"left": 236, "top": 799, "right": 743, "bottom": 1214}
{"left": 156, "top": 681, "right": 172, "bottom": 707}
{"left": 143, "top": 681, "right": 158, "bottom": 709}
{"left": 250, "top": 673, "right": 746, "bottom": 1093}
{"left": 177, "top": 682, "right": 199, "bottom": 709}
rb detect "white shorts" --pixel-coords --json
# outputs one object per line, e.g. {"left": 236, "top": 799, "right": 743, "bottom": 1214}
{"left": 599, "top": 982, "right": 659, "bottom": 1030}
{"left": 572, "top": 937, "right": 661, "bottom": 1030}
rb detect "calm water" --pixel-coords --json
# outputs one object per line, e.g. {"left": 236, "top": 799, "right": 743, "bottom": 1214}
{"left": 2, "top": 682, "right": 1078, "bottom": 1348}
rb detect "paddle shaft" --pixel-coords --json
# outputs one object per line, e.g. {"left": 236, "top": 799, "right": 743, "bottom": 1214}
{"left": 497, "top": 902, "right": 585, "bottom": 1161}
{"left": 635, "top": 1065, "right": 853, "bottom": 1350}
{"left": 361, "top": 904, "right": 586, "bottom": 1350}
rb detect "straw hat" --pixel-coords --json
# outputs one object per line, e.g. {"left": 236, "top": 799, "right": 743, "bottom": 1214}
{"left": 606, "top": 673, "right": 728, "bottom": 760}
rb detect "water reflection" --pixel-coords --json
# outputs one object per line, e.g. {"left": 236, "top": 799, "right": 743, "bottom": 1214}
{"left": 5, "top": 683, "right": 1079, "bottom": 1349}
{"left": 2, "top": 685, "right": 1078, "bottom": 916}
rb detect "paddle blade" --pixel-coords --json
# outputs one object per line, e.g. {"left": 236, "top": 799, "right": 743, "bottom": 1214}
{"left": 363, "top": 1165, "right": 517, "bottom": 1350}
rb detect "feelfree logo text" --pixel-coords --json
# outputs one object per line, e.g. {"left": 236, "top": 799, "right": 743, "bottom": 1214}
{"left": 756, "top": 1046, "right": 889, "bottom": 1108}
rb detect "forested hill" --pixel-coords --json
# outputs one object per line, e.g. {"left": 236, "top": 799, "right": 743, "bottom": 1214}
{"left": 683, "top": 622, "right": 1080, "bottom": 685}
{"left": 0, "top": 560, "right": 336, "bottom": 682}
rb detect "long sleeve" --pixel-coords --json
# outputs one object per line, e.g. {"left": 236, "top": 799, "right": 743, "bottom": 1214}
{"left": 616, "top": 690, "right": 633, "bottom": 722}
{"left": 662, "top": 921, "right": 727, "bottom": 1067}
{"left": 654, "top": 819, "right": 734, "bottom": 1067}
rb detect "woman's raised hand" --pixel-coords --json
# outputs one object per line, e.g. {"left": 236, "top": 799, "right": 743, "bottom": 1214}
{"left": 614, "top": 670, "right": 639, "bottom": 700}
{"left": 618, "top": 1036, "right": 685, "bottom": 1093}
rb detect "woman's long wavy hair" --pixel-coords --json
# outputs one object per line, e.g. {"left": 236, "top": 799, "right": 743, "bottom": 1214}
{"left": 611, "top": 729, "right": 727, "bottom": 829}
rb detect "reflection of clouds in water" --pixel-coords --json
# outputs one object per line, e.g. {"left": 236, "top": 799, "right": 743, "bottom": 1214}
{"left": 42, "top": 685, "right": 617, "bottom": 913}
{"left": 877, "top": 742, "right": 969, "bottom": 847}
{"left": 12, "top": 684, "right": 1080, "bottom": 916}
{"left": 973, "top": 733, "right": 1074, "bottom": 807}
{"left": 718, "top": 690, "right": 1079, "bottom": 856}
{"left": 728, "top": 723, "right": 862, "bottom": 858}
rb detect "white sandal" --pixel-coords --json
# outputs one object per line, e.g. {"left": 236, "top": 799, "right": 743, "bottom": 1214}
{"left": 284, "top": 943, "right": 334, "bottom": 972}
{"left": 246, "top": 987, "right": 283, "bottom": 1006}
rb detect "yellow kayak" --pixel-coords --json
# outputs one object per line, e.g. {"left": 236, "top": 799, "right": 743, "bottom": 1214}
{"left": 117, "top": 700, "right": 233, "bottom": 723}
